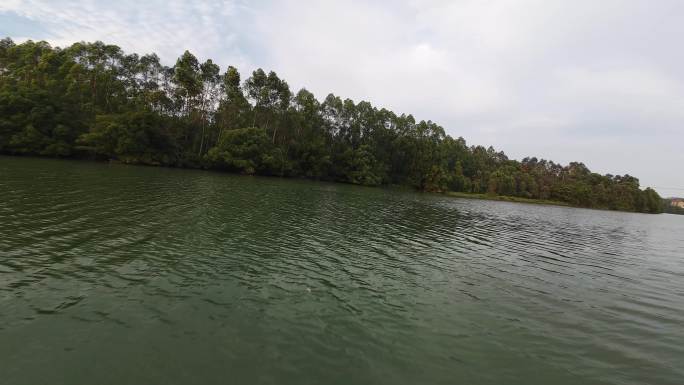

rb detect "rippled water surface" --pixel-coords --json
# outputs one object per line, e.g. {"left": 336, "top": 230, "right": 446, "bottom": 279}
{"left": 1, "top": 156, "right": 683, "bottom": 385}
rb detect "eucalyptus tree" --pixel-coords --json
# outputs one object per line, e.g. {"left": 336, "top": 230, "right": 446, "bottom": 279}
{"left": 138, "top": 54, "right": 171, "bottom": 113}
{"left": 197, "top": 59, "right": 220, "bottom": 156}
{"left": 172, "top": 50, "right": 203, "bottom": 154}
{"left": 287, "top": 88, "right": 330, "bottom": 177}
{"left": 173, "top": 50, "right": 202, "bottom": 116}
{"left": 244, "top": 69, "right": 291, "bottom": 143}
{"left": 217, "top": 66, "right": 251, "bottom": 134}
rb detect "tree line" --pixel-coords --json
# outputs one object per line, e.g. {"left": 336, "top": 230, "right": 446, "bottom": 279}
{"left": 0, "top": 38, "right": 663, "bottom": 213}
{"left": 663, "top": 199, "right": 684, "bottom": 215}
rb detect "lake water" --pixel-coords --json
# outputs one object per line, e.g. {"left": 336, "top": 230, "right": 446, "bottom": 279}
{"left": 1, "top": 156, "right": 683, "bottom": 385}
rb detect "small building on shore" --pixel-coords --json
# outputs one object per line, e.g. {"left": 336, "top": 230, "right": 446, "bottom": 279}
{"left": 671, "top": 199, "right": 684, "bottom": 209}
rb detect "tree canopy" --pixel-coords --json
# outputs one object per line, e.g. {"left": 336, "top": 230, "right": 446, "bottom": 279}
{"left": 0, "top": 38, "right": 663, "bottom": 213}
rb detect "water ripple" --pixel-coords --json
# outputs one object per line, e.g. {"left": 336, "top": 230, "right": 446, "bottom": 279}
{"left": 1, "top": 156, "right": 684, "bottom": 385}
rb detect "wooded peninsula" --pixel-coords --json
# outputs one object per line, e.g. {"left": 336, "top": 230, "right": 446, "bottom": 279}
{"left": 0, "top": 38, "right": 663, "bottom": 213}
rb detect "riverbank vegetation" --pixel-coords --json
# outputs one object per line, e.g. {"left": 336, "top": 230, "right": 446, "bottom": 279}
{"left": 0, "top": 38, "right": 663, "bottom": 213}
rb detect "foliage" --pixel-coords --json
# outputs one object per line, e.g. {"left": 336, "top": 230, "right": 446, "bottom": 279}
{"left": 207, "top": 127, "right": 275, "bottom": 175}
{"left": 0, "top": 38, "right": 663, "bottom": 213}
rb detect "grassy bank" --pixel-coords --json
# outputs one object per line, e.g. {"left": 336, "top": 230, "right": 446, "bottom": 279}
{"left": 443, "top": 191, "right": 571, "bottom": 208}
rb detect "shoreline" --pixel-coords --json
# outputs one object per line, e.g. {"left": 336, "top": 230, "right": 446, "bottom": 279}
{"left": 442, "top": 191, "right": 571, "bottom": 208}
{"left": 0, "top": 154, "right": 659, "bottom": 214}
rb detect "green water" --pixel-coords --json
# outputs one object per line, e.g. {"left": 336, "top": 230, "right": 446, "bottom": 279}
{"left": 1, "top": 156, "right": 683, "bottom": 385}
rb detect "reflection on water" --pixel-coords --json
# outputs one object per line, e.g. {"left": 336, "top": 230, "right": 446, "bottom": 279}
{"left": 1, "top": 156, "right": 683, "bottom": 385}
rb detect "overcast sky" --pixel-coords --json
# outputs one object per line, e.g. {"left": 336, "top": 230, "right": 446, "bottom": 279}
{"left": 1, "top": 0, "right": 682, "bottom": 196}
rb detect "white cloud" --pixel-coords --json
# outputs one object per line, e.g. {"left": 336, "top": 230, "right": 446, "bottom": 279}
{"left": 1, "top": 0, "right": 253, "bottom": 69}
{"left": 552, "top": 67, "right": 684, "bottom": 132}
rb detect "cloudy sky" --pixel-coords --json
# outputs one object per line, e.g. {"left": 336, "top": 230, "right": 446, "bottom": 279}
{"left": 1, "top": 0, "right": 682, "bottom": 196}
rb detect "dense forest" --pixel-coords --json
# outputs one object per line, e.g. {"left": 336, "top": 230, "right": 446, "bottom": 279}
{"left": 0, "top": 38, "right": 663, "bottom": 213}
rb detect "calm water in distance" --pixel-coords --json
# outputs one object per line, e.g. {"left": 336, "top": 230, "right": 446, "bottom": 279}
{"left": 1, "top": 156, "right": 683, "bottom": 385}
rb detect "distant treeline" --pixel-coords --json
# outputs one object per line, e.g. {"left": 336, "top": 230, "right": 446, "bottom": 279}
{"left": 0, "top": 38, "right": 663, "bottom": 213}
{"left": 663, "top": 200, "right": 684, "bottom": 215}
